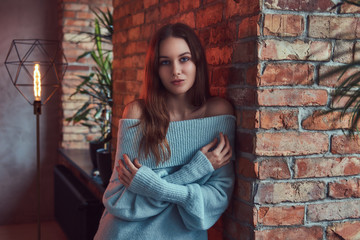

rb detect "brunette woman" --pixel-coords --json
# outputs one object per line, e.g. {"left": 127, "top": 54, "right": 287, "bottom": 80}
{"left": 94, "top": 23, "right": 235, "bottom": 240}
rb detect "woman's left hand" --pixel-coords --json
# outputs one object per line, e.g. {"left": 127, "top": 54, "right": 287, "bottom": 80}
{"left": 201, "top": 132, "right": 232, "bottom": 170}
{"left": 116, "top": 154, "right": 142, "bottom": 187}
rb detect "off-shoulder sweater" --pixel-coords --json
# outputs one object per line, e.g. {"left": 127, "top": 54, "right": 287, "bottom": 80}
{"left": 94, "top": 115, "right": 236, "bottom": 240}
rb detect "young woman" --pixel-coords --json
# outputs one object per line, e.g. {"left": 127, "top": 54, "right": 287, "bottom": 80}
{"left": 94, "top": 23, "right": 236, "bottom": 240}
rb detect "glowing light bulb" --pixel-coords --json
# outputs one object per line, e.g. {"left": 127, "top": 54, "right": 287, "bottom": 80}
{"left": 33, "top": 64, "right": 41, "bottom": 101}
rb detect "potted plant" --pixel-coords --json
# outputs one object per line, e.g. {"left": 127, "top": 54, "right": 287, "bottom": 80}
{"left": 66, "top": 8, "right": 113, "bottom": 185}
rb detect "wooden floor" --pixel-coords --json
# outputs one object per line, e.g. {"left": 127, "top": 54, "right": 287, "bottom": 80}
{"left": 0, "top": 221, "right": 68, "bottom": 240}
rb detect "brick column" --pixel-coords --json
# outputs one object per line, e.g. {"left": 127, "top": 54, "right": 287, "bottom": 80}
{"left": 253, "top": 1, "right": 360, "bottom": 239}
{"left": 112, "top": 0, "right": 360, "bottom": 239}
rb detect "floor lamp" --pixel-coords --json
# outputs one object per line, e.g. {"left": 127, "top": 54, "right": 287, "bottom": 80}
{"left": 4, "top": 39, "right": 67, "bottom": 240}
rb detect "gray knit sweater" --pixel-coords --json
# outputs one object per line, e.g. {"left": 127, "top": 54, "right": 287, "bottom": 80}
{"left": 94, "top": 115, "right": 235, "bottom": 240}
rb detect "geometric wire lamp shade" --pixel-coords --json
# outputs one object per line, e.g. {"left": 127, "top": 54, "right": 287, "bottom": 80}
{"left": 4, "top": 39, "right": 67, "bottom": 240}
{"left": 5, "top": 39, "right": 68, "bottom": 105}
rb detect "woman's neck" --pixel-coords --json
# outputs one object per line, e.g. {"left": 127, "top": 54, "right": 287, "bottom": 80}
{"left": 166, "top": 94, "right": 205, "bottom": 121}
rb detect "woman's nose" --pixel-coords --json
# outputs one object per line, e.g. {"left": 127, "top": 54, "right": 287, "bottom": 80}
{"left": 172, "top": 62, "right": 181, "bottom": 76}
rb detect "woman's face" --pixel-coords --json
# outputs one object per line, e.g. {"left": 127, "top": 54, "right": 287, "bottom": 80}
{"left": 158, "top": 37, "right": 196, "bottom": 97}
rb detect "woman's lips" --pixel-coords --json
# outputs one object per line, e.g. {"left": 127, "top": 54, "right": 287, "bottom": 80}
{"left": 171, "top": 79, "right": 184, "bottom": 85}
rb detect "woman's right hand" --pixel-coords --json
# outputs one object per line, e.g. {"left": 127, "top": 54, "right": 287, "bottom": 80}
{"left": 116, "top": 154, "right": 142, "bottom": 188}
{"left": 201, "top": 132, "right": 232, "bottom": 170}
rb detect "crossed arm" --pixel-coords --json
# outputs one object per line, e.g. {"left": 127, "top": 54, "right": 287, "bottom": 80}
{"left": 117, "top": 132, "right": 232, "bottom": 186}
{"left": 104, "top": 132, "right": 234, "bottom": 230}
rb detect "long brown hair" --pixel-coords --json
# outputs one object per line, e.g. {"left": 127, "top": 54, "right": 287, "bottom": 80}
{"left": 139, "top": 23, "right": 210, "bottom": 165}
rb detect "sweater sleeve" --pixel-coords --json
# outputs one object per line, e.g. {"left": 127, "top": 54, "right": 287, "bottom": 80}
{"left": 163, "top": 150, "right": 214, "bottom": 184}
{"left": 103, "top": 175, "right": 170, "bottom": 221}
{"left": 128, "top": 162, "right": 235, "bottom": 230}
{"left": 102, "top": 150, "right": 214, "bottom": 221}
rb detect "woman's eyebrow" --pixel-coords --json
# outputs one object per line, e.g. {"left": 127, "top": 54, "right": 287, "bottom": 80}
{"left": 159, "top": 52, "right": 191, "bottom": 58}
{"left": 179, "top": 52, "right": 191, "bottom": 56}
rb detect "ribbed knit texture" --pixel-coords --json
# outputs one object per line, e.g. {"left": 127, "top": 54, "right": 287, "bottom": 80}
{"left": 114, "top": 115, "right": 236, "bottom": 169}
{"left": 94, "top": 115, "right": 236, "bottom": 240}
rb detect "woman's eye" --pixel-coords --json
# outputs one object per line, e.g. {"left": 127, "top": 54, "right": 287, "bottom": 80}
{"left": 160, "top": 60, "right": 170, "bottom": 65}
{"left": 180, "top": 57, "right": 190, "bottom": 62}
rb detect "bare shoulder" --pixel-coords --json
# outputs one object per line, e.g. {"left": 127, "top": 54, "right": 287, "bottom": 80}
{"left": 205, "top": 97, "right": 234, "bottom": 117}
{"left": 122, "top": 100, "right": 143, "bottom": 119}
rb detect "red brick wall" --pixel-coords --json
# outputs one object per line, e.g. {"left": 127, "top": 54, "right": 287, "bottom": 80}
{"left": 253, "top": 1, "right": 360, "bottom": 239}
{"left": 112, "top": 0, "right": 360, "bottom": 239}
{"left": 60, "top": 0, "right": 112, "bottom": 149}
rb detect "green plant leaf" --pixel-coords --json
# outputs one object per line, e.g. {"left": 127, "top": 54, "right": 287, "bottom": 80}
{"left": 76, "top": 51, "right": 92, "bottom": 61}
{"left": 67, "top": 7, "right": 113, "bottom": 142}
